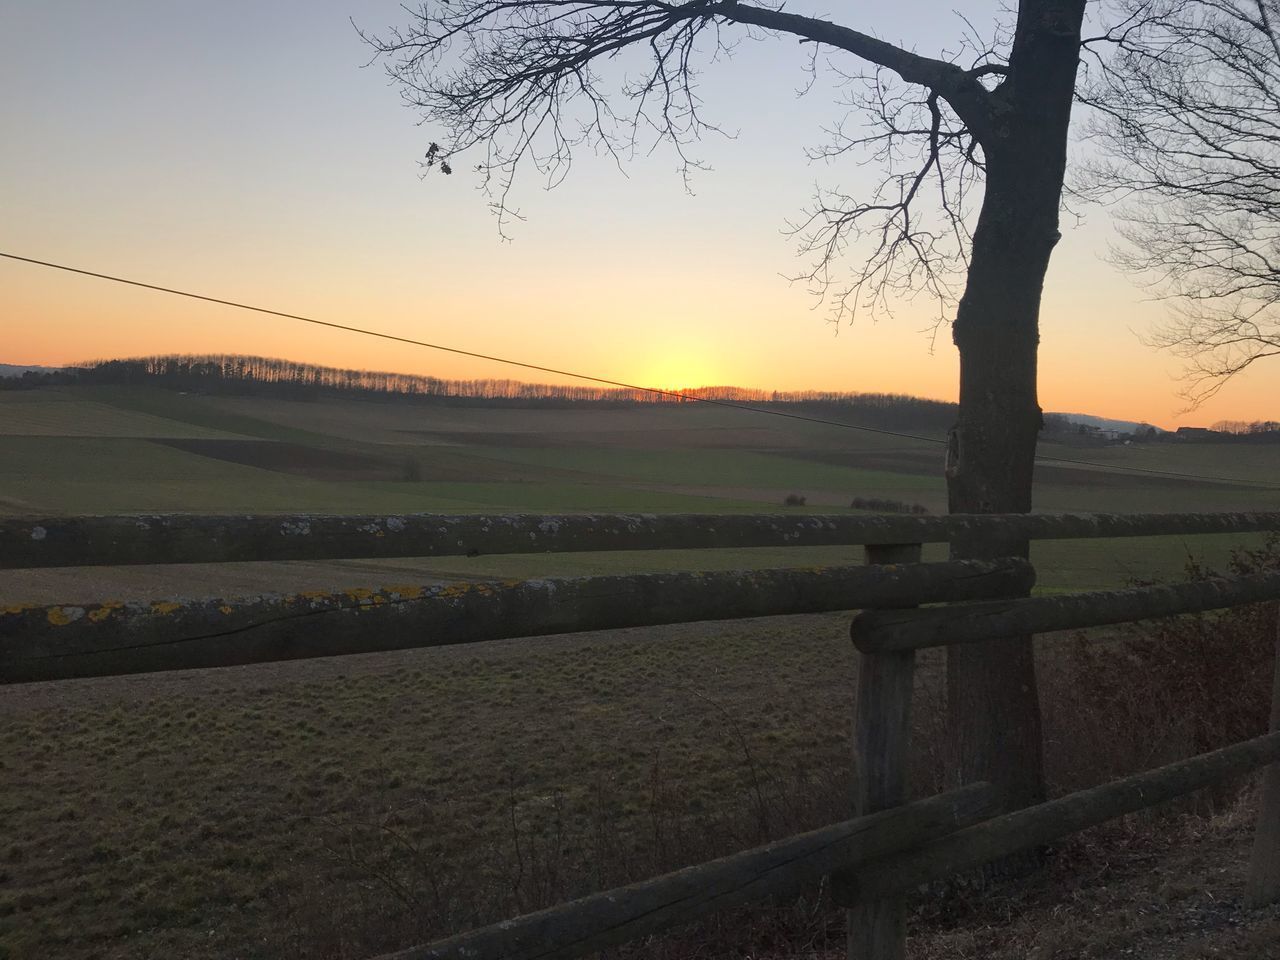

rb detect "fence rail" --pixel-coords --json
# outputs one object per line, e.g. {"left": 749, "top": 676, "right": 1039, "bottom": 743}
{"left": 0, "top": 558, "right": 1031, "bottom": 683}
{"left": 3, "top": 510, "right": 1278, "bottom": 569}
{"left": 841, "top": 729, "right": 1280, "bottom": 906}
{"left": 348, "top": 511, "right": 1276, "bottom": 960}
{"left": 374, "top": 730, "right": 1280, "bottom": 960}
{"left": 4, "top": 509, "right": 1279, "bottom": 959}
{"left": 852, "top": 569, "right": 1280, "bottom": 652}
{"left": 374, "top": 785, "right": 1000, "bottom": 960}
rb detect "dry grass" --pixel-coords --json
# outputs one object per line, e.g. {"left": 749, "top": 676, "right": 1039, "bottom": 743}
{"left": 2, "top": 543, "right": 1278, "bottom": 960}
{"left": 0, "top": 615, "right": 859, "bottom": 960}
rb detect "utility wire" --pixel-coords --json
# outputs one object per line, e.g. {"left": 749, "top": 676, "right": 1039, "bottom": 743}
{"left": 4, "top": 250, "right": 1279, "bottom": 490}
{"left": 0, "top": 252, "right": 938, "bottom": 443}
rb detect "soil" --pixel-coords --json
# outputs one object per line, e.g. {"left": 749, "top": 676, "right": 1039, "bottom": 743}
{"left": 152, "top": 438, "right": 397, "bottom": 480}
{"left": 904, "top": 806, "right": 1280, "bottom": 960}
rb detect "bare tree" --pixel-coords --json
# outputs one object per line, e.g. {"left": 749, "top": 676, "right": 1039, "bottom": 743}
{"left": 1083, "top": 0, "right": 1280, "bottom": 407}
{"left": 365, "top": 0, "right": 1090, "bottom": 821}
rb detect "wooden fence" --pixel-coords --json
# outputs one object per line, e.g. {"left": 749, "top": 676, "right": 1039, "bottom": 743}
{"left": 3, "top": 509, "right": 1277, "bottom": 569}
{"left": 2, "top": 509, "right": 1279, "bottom": 959}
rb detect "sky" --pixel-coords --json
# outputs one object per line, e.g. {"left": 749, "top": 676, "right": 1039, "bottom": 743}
{"left": 1, "top": 1, "right": 1275, "bottom": 428}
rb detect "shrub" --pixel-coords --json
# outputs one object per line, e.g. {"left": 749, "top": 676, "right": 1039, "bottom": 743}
{"left": 783, "top": 493, "right": 807, "bottom": 507}
{"left": 1048, "top": 535, "right": 1279, "bottom": 794}
{"left": 401, "top": 457, "right": 423, "bottom": 482}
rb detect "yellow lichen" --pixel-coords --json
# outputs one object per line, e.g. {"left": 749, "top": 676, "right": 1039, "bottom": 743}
{"left": 386, "top": 585, "right": 424, "bottom": 600}
{"left": 46, "top": 606, "right": 83, "bottom": 626}
{"left": 87, "top": 602, "right": 124, "bottom": 623}
{"left": 150, "top": 601, "right": 183, "bottom": 616}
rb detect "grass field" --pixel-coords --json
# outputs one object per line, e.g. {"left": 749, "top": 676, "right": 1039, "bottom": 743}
{"left": 0, "top": 384, "right": 1276, "bottom": 601}
{"left": 3, "top": 605, "right": 1275, "bottom": 960}
{"left": 0, "top": 615, "right": 860, "bottom": 960}
{"left": 2, "top": 383, "right": 1279, "bottom": 959}
{"left": 2, "top": 386, "right": 1276, "bottom": 521}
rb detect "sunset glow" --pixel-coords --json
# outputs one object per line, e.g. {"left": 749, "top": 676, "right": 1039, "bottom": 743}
{"left": 0, "top": 1, "right": 1274, "bottom": 428}
{"left": 632, "top": 346, "right": 727, "bottom": 394}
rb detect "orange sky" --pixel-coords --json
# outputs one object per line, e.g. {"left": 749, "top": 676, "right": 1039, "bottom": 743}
{"left": 2, "top": 1, "right": 1275, "bottom": 429}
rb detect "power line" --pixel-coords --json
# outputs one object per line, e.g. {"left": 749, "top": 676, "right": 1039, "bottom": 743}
{"left": 4, "top": 250, "right": 1279, "bottom": 490}
{"left": 0, "top": 251, "right": 943, "bottom": 443}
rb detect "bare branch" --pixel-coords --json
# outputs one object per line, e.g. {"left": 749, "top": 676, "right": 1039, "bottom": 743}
{"left": 1081, "top": 0, "right": 1280, "bottom": 406}
{"left": 362, "top": 0, "right": 1004, "bottom": 314}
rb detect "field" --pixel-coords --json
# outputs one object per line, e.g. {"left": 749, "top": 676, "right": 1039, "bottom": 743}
{"left": 3, "top": 386, "right": 1278, "bottom": 522}
{"left": 5, "top": 614, "right": 1279, "bottom": 960}
{"left": 2, "top": 384, "right": 1279, "bottom": 960}
{"left": 1, "top": 385, "right": 1277, "bottom": 602}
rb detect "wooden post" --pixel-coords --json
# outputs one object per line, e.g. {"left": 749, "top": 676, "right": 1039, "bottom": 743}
{"left": 845, "top": 542, "right": 922, "bottom": 960}
{"left": 1246, "top": 602, "right": 1280, "bottom": 908}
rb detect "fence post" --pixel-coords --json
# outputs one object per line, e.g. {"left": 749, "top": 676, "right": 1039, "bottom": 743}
{"left": 1246, "top": 602, "right": 1280, "bottom": 908}
{"left": 845, "top": 542, "right": 922, "bottom": 960}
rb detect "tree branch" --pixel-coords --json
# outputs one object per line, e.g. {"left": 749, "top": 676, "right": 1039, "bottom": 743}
{"left": 706, "top": 3, "right": 997, "bottom": 142}
{"left": 365, "top": 0, "right": 1004, "bottom": 317}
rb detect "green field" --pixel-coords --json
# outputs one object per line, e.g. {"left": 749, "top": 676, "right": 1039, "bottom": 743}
{"left": 3, "top": 386, "right": 1275, "bottom": 518}
{"left": 0, "top": 384, "right": 1276, "bottom": 599}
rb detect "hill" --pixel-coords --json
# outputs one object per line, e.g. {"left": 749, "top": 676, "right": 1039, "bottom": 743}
{"left": 1050, "top": 411, "right": 1163, "bottom": 434}
{"left": 3, "top": 379, "right": 1276, "bottom": 518}
{"left": 0, "top": 363, "right": 66, "bottom": 378}
{"left": 8, "top": 351, "right": 1223, "bottom": 441}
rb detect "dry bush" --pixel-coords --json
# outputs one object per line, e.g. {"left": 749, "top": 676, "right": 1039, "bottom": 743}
{"left": 1044, "top": 535, "right": 1279, "bottom": 798}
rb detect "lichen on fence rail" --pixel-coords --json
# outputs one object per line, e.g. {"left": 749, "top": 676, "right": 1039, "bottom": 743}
{"left": 1, "top": 557, "right": 1032, "bottom": 683}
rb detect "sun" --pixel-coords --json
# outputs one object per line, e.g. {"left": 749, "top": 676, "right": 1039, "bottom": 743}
{"left": 635, "top": 351, "right": 723, "bottom": 393}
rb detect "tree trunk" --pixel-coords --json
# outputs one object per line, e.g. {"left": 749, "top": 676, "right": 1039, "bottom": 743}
{"left": 945, "top": 0, "right": 1086, "bottom": 813}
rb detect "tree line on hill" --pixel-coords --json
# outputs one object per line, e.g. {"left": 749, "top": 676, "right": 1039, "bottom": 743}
{"left": 1209, "top": 420, "right": 1280, "bottom": 436}
{"left": 1171, "top": 424, "right": 1280, "bottom": 444}
{"left": 11, "top": 353, "right": 967, "bottom": 431}
{"left": 5, "top": 354, "right": 1273, "bottom": 442}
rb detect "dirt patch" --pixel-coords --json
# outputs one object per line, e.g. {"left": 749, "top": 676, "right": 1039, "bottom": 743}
{"left": 622, "top": 482, "right": 879, "bottom": 509}
{"left": 143, "top": 439, "right": 553, "bottom": 485}
{"left": 153, "top": 438, "right": 397, "bottom": 480}
{"left": 201, "top": 395, "right": 781, "bottom": 444}
{"left": 789, "top": 446, "right": 945, "bottom": 476}
{"left": 904, "top": 804, "right": 1280, "bottom": 960}
{"left": 406, "top": 426, "right": 824, "bottom": 449}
